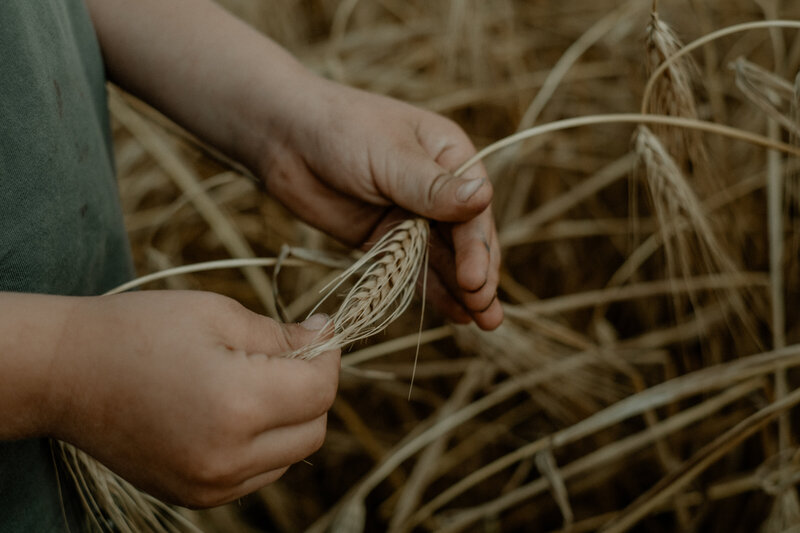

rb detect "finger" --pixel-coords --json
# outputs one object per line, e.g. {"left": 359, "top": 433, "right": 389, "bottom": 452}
{"left": 377, "top": 143, "right": 492, "bottom": 223}
{"left": 452, "top": 209, "right": 500, "bottom": 310}
{"left": 414, "top": 116, "right": 504, "bottom": 330}
{"left": 257, "top": 355, "right": 339, "bottom": 429}
{"left": 419, "top": 265, "right": 472, "bottom": 325}
{"left": 418, "top": 118, "right": 488, "bottom": 183}
{"left": 240, "top": 307, "right": 335, "bottom": 357}
{"left": 453, "top": 212, "right": 504, "bottom": 330}
{"left": 224, "top": 466, "right": 289, "bottom": 504}
{"left": 452, "top": 208, "right": 494, "bottom": 293}
{"left": 245, "top": 413, "right": 328, "bottom": 476}
{"left": 190, "top": 466, "right": 289, "bottom": 508}
{"left": 195, "top": 414, "right": 327, "bottom": 506}
{"left": 428, "top": 219, "right": 503, "bottom": 330}
{"left": 239, "top": 312, "right": 341, "bottom": 428}
{"left": 426, "top": 227, "right": 479, "bottom": 318}
{"left": 473, "top": 296, "right": 504, "bottom": 331}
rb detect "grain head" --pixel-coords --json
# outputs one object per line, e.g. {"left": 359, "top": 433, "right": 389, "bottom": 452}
{"left": 288, "top": 217, "right": 429, "bottom": 360}
{"left": 646, "top": 9, "right": 711, "bottom": 188}
{"left": 634, "top": 126, "right": 758, "bottom": 342}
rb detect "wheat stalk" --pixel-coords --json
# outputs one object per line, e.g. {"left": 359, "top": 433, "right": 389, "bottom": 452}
{"left": 59, "top": 444, "right": 200, "bottom": 533}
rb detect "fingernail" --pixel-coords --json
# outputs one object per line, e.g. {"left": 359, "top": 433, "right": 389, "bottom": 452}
{"left": 456, "top": 178, "right": 485, "bottom": 203}
{"left": 301, "top": 313, "right": 329, "bottom": 330}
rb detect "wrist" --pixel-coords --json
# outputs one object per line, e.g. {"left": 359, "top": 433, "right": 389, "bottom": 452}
{"left": 0, "top": 294, "right": 83, "bottom": 440}
{"left": 42, "top": 296, "right": 113, "bottom": 446}
{"left": 238, "top": 62, "right": 327, "bottom": 177}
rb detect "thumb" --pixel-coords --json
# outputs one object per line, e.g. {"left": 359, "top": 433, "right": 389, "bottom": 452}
{"left": 281, "top": 313, "right": 336, "bottom": 357}
{"left": 383, "top": 147, "right": 492, "bottom": 223}
{"left": 242, "top": 311, "right": 337, "bottom": 360}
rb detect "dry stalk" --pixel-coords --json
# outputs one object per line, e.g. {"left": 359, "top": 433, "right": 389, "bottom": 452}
{"left": 516, "top": 0, "right": 640, "bottom": 132}
{"left": 452, "top": 321, "right": 621, "bottom": 422}
{"left": 753, "top": 8, "right": 794, "bottom": 528}
{"left": 78, "top": 9, "right": 800, "bottom": 530}
{"left": 341, "top": 325, "right": 453, "bottom": 368}
{"left": 599, "top": 386, "right": 800, "bottom": 533}
{"left": 535, "top": 448, "right": 574, "bottom": 530}
{"left": 387, "top": 362, "right": 486, "bottom": 533}
{"left": 428, "top": 379, "right": 765, "bottom": 533}
{"left": 760, "top": 487, "right": 800, "bottom": 533}
{"left": 408, "top": 341, "right": 800, "bottom": 530}
{"left": 458, "top": 113, "right": 800, "bottom": 171}
{"left": 109, "top": 93, "right": 279, "bottom": 318}
{"left": 512, "top": 272, "right": 768, "bottom": 318}
{"left": 59, "top": 444, "right": 200, "bottom": 533}
{"left": 734, "top": 57, "right": 800, "bottom": 137}
{"left": 500, "top": 153, "right": 636, "bottom": 247}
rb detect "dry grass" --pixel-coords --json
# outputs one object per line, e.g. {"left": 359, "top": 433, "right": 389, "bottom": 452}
{"left": 61, "top": 0, "right": 800, "bottom": 531}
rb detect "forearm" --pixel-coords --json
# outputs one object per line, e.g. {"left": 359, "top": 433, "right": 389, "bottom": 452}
{"left": 0, "top": 293, "right": 78, "bottom": 440}
{"left": 84, "top": 0, "right": 314, "bottom": 170}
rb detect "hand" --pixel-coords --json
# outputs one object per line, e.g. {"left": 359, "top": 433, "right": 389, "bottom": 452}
{"left": 46, "top": 291, "right": 340, "bottom": 508}
{"left": 83, "top": 0, "right": 501, "bottom": 329}
{"left": 255, "top": 76, "right": 503, "bottom": 330}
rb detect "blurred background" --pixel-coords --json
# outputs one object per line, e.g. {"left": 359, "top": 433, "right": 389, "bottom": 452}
{"left": 111, "top": 1, "right": 800, "bottom": 531}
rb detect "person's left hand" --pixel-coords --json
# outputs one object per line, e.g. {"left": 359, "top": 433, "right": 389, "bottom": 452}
{"left": 252, "top": 75, "right": 502, "bottom": 330}
{"left": 85, "top": 0, "right": 501, "bottom": 329}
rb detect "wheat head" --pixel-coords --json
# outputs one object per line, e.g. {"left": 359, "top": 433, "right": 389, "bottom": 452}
{"left": 289, "top": 217, "right": 430, "bottom": 360}
{"left": 645, "top": 9, "right": 712, "bottom": 188}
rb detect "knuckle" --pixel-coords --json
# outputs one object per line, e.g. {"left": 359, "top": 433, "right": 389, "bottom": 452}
{"left": 264, "top": 467, "right": 289, "bottom": 485}
{"left": 190, "top": 452, "right": 238, "bottom": 488}
{"left": 462, "top": 285, "right": 494, "bottom": 312}
{"left": 195, "top": 292, "right": 245, "bottom": 326}
{"left": 308, "top": 375, "right": 338, "bottom": 415}
{"left": 278, "top": 325, "right": 298, "bottom": 355}
{"left": 261, "top": 158, "right": 290, "bottom": 196}
{"left": 181, "top": 440, "right": 243, "bottom": 489}
{"left": 305, "top": 416, "right": 328, "bottom": 456}
{"left": 195, "top": 290, "right": 235, "bottom": 309}
{"left": 216, "top": 390, "right": 260, "bottom": 431}
{"left": 426, "top": 172, "right": 451, "bottom": 209}
{"left": 182, "top": 487, "right": 226, "bottom": 510}
{"left": 215, "top": 295, "right": 248, "bottom": 320}
{"left": 440, "top": 115, "right": 464, "bottom": 135}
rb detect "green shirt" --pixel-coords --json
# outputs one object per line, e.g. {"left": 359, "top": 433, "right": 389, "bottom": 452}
{"left": 1, "top": 0, "right": 134, "bottom": 530}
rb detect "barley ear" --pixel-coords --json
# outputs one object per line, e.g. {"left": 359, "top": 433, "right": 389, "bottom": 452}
{"left": 288, "top": 218, "right": 430, "bottom": 360}
{"left": 633, "top": 126, "right": 758, "bottom": 343}
{"left": 646, "top": 9, "right": 712, "bottom": 190}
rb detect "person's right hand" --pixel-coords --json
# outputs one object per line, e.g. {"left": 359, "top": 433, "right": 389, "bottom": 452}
{"left": 45, "top": 291, "right": 340, "bottom": 508}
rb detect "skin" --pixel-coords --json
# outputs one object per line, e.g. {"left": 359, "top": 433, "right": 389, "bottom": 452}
{"left": 0, "top": 0, "right": 504, "bottom": 509}
{"left": 83, "top": 0, "right": 503, "bottom": 328}
{"left": 0, "top": 292, "right": 340, "bottom": 508}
